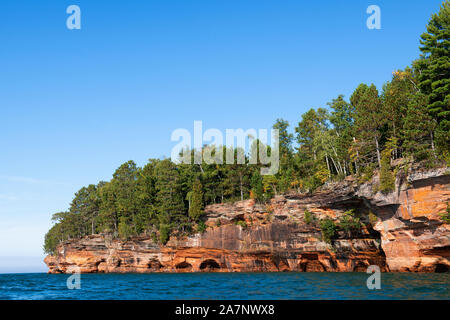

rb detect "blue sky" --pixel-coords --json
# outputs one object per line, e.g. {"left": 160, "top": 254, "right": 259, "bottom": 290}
{"left": 0, "top": 0, "right": 443, "bottom": 272}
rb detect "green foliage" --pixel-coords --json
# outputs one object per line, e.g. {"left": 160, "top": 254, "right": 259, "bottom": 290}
{"left": 402, "top": 93, "right": 436, "bottom": 161}
{"left": 189, "top": 179, "right": 204, "bottom": 221}
{"left": 338, "top": 209, "right": 362, "bottom": 236}
{"left": 304, "top": 209, "right": 314, "bottom": 224}
{"left": 368, "top": 211, "right": 378, "bottom": 226}
{"left": 235, "top": 220, "right": 248, "bottom": 229}
{"left": 357, "top": 163, "right": 376, "bottom": 184}
{"left": 320, "top": 218, "right": 337, "bottom": 244}
{"left": 151, "top": 232, "right": 158, "bottom": 244}
{"left": 379, "top": 149, "right": 395, "bottom": 193}
{"left": 250, "top": 171, "right": 264, "bottom": 202}
{"left": 197, "top": 221, "right": 207, "bottom": 233}
{"left": 118, "top": 216, "right": 133, "bottom": 240}
{"left": 159, "top": 223, "right": 171, "bottom": 244}
{"left": 43, "top": 223, "right": 62, "bottom": 255}
{"left": 273, "top": 118, "right": 294, "bottom": 155}
{"left": 413, "top": 1, "right": 450, "bottom": 154}
{"left": 441, "top": 203, "right": 450, "bottom": 224}
{"left": 351, "top": 83, "right": 384, "bottom": 167}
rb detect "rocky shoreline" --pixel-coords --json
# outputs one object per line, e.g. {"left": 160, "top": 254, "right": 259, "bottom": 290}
{"left": 45, "top": 167, "right": 450, "bottom": 273}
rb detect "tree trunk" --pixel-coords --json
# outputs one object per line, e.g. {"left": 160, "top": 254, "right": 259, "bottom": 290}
{"left": 375, "top": 136, "right": 381, "bottom": 167}
{"left": 325, "top": 155, "right": 331, "bottom": 178}
{"left": 353, "top": 137, "right": 359, "bottom": 173}
{"left": 239, "top": 173, "right": 243, "bottom": 201}
{"left": 331, "top": 146, "right": 343, "bottom": 175}
{"left": 329, "top": 156, "right": 341, "bottom": 175}
{"left": 430, "top": 131, "right": 437, "bottom": 159}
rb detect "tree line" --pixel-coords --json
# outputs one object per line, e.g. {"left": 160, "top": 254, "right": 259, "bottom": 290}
{"left": 44, "top": 1, "right": 449, "bottom": 254}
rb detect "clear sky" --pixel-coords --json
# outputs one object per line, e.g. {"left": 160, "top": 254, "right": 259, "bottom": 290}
{"left": 0, "top": 0, "right": 443, "bottom": 272}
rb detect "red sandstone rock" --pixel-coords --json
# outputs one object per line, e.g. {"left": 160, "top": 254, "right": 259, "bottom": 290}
{"left": 44, "top": 167, "right": 449, "bottom": 273}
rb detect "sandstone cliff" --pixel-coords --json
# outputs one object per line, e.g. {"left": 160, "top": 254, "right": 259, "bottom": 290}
{"left": 45, "top": 167, "right": 449, "bottom": 273}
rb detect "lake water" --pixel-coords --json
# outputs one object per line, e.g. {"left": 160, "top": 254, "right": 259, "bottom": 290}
{"left": 0, "top": 272, "right": 448, "bottom": 300}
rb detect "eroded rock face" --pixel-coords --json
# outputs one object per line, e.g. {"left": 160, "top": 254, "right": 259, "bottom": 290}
{"left": 373, "top": 174, "right": 450, "bottom": 272}
{"left": 45, "top": 223, "right": 385, "bottom": 274}
{"left": 44, "top": 167, "right": 450, "bottom": 273}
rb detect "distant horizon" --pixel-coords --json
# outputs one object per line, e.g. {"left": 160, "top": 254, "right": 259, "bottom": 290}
{"left": 0, "top": 256, "right": 48, "bottom": 274}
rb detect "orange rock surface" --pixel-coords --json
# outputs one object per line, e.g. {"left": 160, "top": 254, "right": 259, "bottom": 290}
{"left": 44, "top": 167, "right": 450, "bottom": 273}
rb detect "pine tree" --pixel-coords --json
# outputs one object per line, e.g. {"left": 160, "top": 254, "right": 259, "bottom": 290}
{"left": 413, "top": 1, "right": 450, "bottom": 153}
{"left": 402, "top": 93, "right": 437, "bottom": 161}
{"left": 250, "top": 170, "right": 264, "bottom": 202}
{"left": 382, "top": 68, "right": 418, "bottom": 159}
{"left": 154, "top": 159, "right": 185, "bottom": 226}
{"left": 189, "top": 179, "right": 204, "bottom": 221}
{"left": 351, "top": 84, "right": 385, "bottom": 167}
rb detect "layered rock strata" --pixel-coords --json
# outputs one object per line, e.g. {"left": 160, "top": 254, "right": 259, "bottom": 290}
{"left": 45, "top": 167, "right": 449, "bottom": 273}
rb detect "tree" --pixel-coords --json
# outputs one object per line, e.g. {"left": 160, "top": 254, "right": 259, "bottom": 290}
{"left": 413, "top": 1, "right": 450, "bottom": 153}
{"left": 97, "top": 181, "right": 119, "bottom": 234}
{"left": 295, "top": 108, "right": 328, "bottom": 159}
{"left": 403, "top": 93, "right": 437, "bottom": 161}
{"left": 379, "top": 148, "right": 395, "bottom": 193}
{"left": 382, "top": 68, "right": 418, "bottom": 159}
{"left": 351, "top": 84, "right": 385, "bottom": 167}
{"left": 273, "top": 118, "right": 293, "bottom": 155}
{"left": 189, "top": 179, "right": 204, "bottom": 221}
{"left": 135, "top": 159, "right": 159, "bottom": 232}
{"left": 112, "top": 161, "right": 140, "bottom": 234}
{"left": 69, "top": 184, "right": 101, "bottom": 236}
{"left": 250, "top": 170, "right": 264, "bottom": 202}
{"left": 154, "top": 159, "right": 186, "bottom": 227}
{"left": 328, "top": 95, "right": 355, "bottom": 174}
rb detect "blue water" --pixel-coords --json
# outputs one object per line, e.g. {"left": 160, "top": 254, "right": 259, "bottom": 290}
{"left": 0, "top": 272, "right": 448, "bottom": 300}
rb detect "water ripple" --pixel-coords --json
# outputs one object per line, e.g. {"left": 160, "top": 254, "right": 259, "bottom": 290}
{"left": 0, "top": 272, "right": 448, "bottom": 300}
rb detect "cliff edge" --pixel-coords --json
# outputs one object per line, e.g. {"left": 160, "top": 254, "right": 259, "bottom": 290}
{"left": 45, "top": 167, "right": 449, "bottom": 273}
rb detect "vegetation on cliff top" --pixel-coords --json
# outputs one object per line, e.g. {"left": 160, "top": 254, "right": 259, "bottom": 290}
{"left": 44, "top": 1, "right": 449, "bottom": 254}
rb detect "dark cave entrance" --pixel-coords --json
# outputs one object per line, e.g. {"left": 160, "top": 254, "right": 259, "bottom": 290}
{"left": 199, "top": 259, "right": 221, "bottom": 271}
{"left": 175, "top": 262, "right": 193, "bottom": 271}
{"left": 435, "top": 263, "right": 449, "bottom": 273}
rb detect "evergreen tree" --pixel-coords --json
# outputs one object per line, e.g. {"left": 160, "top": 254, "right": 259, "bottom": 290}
{"left": 189, "top": 179, "right": 204, "bottom": 221}
{"left": 250, "top": 170, "right": 264, "bottom": 202}
{"left": 413, "top": 1, "right": 450, "bottom": 153}
{"left": 403, "top": 93, "right": 437, "bottom": 161}
{"left": 154, "top": 159, "right": 185, "bottom": 226}
{"left": 351, "top": 84, "right": 385, "bottom": 167}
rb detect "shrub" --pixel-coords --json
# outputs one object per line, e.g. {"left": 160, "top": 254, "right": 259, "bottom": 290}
{"left": 197, "top": 221, "right": 207, "bottom": 233}
{"left": 440, "top": 203, "right": 450, "bottom": 224}
{"left": 357, "top": 163, "right": 375, "bottom": 184}
{"left": 338, "top": 209, "right": 361, "bottom": 236}
{"left": 304, "top": 209, "right": 314, "bottom": 224}
{"left": 379, "top": 149, "right": 395, "bottom": 193}
{"left": 118, "top": 217, "right": 133, "bottom": 240}
{"left": 320, "top": 218, "right": 337, "bottom": 244}
{"left": 368, "top": 211, "right": 378, "bottom": 225}
{"left": 236, "top": 220, "right": 248, "bottom": 229}
{"left": 151, "top": 232, "right": 158, "bottom": 243}
{"left": 159, "top": 223, "right": 170, "bottom": 244}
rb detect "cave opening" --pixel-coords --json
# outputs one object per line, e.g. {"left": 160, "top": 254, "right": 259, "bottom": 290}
{"left": 148, "top": 260, "right": 163, "bottom": 270}
{"left": 199, "top": 259, "right": 221, "bottom": 271}
{"left": 353, "top": 262, "right": 368, "bottom": 272}
{"left": 299, "top": 260, "right": 325, "bottom": 272}
{"left": 434, "top": 263, "right": 449, "bottom": 273}
{"left": 175, "top": 262, "right": 193, "bottom": 271}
